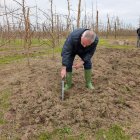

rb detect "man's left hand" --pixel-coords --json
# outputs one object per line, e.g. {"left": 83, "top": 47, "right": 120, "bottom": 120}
{"left": 73, "top": 61, "right": 84, "bottom": 69}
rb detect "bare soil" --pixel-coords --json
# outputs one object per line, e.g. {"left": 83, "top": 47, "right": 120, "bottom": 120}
{"left": 0, "top": 47, "right": 140, "bottom": 139}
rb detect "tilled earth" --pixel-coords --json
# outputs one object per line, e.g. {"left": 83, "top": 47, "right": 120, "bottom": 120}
{"left": 0, "top": 47, "right": 140, "bottom": 139}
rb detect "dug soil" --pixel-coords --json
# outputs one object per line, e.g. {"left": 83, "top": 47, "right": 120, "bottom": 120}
{"left": 0, "top": 47, "right": 140, "bottom": 139}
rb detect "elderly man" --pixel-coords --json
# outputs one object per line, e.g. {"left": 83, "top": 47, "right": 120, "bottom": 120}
{"left": 61, "top": 28, "right": 99, "bottom": 90}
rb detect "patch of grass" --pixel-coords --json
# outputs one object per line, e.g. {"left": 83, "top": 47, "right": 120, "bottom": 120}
{"left": 114, "top": 96, "right": 126, "bottom": 106}
{"left": 95, "top": 124, "right": 130, "bottom": 140}
{"left": 0, "top": 42, "right": 23, "bottom": 52}
{"left": 10, "top": 39, "right": 23, "bottom": 47}
{"left": 0, "top": 38, "right": 39, "bottom": 47}
{"left": 98, "top": 39, "right": 109, "bottom": 46}
{"left": 98, "top": 38, "right": 134, "bottom": 49}
{"left": 0, "top": 47, "right": 22, "bottom": 52}
{"left": 38, "top": 127, "right": 85, "bottom": 140}
{"left": 120, "top": 85, "right": 132, "bottom": 95}
{"left": 38, "top": 131, "right": 52, "bottom": 140}
{"left": 0, "top": 46, "right": 62, "bottom": 65}
{"left": 0, "top": 54, "right": 26, "bottom": 64}
{"left": 46, "top": 47, "right": 62, "bottom": 54}
{"left": 0, "top": 112, "right": 5, "bottom": 124}
{"left": 0, "top": 88, "right": 11, "bottom": 125}
{"left": 0, "top": 38, "right": 23, "bottom": 47}
{"left": 106, "top": 45, "right": 134, "bottom": 49}
{"left": 0, "top": 89, "right": 11, "bottom": 109}
{"left": 29, "top": 38, "right": 53, "bottom": 47}
{"left": 0, "top": 38, "right": 65, "bottom": 47}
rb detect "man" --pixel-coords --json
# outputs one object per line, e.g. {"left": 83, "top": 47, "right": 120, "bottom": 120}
{"left": 137, "top": 28, "right": 140, "bottom": 47}
{"left": 61, "top": 28, "right": 99, "bottom": 91}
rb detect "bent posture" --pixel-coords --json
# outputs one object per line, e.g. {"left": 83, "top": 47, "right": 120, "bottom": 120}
{"left": 61, "top": 28, "right": 99, "bottom": 90}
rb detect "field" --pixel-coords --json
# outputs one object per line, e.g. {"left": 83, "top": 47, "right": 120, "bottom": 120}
{"left": 0, "top": 37, "right": 140, "bottom": 140}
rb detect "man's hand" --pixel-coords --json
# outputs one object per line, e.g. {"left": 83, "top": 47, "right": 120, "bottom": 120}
{"left": 61, "top": 66, "right": 66, "bottom": 79}
{"left": 73, "top": 60, "right": 84, "bottom": 69}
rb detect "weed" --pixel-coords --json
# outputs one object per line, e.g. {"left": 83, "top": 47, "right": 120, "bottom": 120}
{"left": 98, "top": 38, "right": 134, "bottom": 49}
{"left": 38, "top": 127, "right": 85, "bottom": 140}
{"left": 0, "top": 88, "right": 11, "bottom": 125}
{"left": 0, "top": 54, "right": 26, "bottom": 64}
{"left": 98, "top": 39, "right": 109, "bottom": 46}
{"left": 38, "top": 131, "right": 52, "bottom": 140}
{"left": 106, "top": 45, "right": 134, "bottom": 49}
{"left": 95, "top": 124, "right": 130, "bottom": 140}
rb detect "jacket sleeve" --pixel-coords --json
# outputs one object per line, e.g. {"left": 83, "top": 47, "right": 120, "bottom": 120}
{"left": 61, "top": 37, "right": 73, "bottom": 67}
{"left": 82, "top": 37, "right": 99, "bottom": 62}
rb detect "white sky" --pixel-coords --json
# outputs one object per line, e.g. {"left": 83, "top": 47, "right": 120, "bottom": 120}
{"left": 1, "top": 0, "right": 140, "bottom": 28}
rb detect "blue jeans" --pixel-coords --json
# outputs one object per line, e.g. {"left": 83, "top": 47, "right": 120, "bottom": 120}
{"left": 66, "top": 54, "right": 92, "bottom": 72}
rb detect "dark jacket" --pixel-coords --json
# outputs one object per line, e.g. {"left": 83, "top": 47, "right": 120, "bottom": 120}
{"left": 61, "top": 28, "right": 99, "bottom": 67}
{"left": 137, "top": 28, "right": 140, "bottom": 36}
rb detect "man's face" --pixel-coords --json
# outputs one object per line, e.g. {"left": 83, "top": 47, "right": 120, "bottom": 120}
{"left": 81, "top": 37, "right": 92, "bottom": 47}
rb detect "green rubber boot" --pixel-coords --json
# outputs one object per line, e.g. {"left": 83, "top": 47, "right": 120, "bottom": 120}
{"left": 64, "top": 72, "right": 72, "bottom": 91}
{"left": 84, "top": 69, "right": 95, "bottom": 90}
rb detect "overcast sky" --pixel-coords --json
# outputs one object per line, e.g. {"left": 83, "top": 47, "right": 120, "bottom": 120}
{"left": 2, "top": 0, "right": 140, "bottom": 28}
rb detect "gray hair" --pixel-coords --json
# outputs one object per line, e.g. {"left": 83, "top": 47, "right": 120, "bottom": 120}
{"left": 82, "top": 30, "right": 96, "bottom": 43}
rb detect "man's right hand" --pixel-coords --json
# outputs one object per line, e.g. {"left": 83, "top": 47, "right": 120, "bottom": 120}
{"left": 61, "top": 66, "right": 66, "bottom": 79}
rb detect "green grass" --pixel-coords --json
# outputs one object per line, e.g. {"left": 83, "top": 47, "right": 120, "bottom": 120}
{"left": 105, "top": 45, "right": 134, "bottom": 49}
{"left": 38, "top": 127, "right": 85, "bottom": 140}
{"left": 0, "top": 47, "right": 18, "bottom": 52}
{"left": 98, "top": 39, "right": 109, "bottom": 46}
{"left": 0, "top": 38, "right": 135, "bottom": 65}
{"left": 0, "top": 37, "right": 135, "bottom": 49}
{"left": 0, "top": 46, "right": 62, "bottom": 65}
{"left": 0, "top": 38, "right": 64, "bottom": 47}
{"left": 98, "top": 38, "right": 134, "bottom": 49}
{"left": 0, "top": 38, "right": 41, "bottom": 47}
{"left": 95, "top": 124, "right": 130, "bottom": 140}
{"left": 0, "top": 54, "right": 26, "bottom": 64}
{"left": 38, "top": 125, "right": 131, "bottom": 140}
{"left": 0, "top": 88, "right": 11, "bottom": 125}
